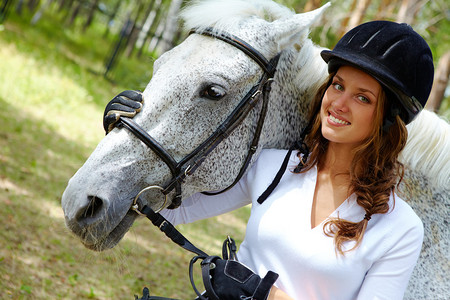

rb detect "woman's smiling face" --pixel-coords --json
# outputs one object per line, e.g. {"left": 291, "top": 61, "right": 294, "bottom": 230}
{"left": 321, "top": 65, "right": 382, "bottom": 148}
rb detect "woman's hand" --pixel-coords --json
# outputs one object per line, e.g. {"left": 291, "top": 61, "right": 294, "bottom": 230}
{"left": 103, "top": 90, "right": 143, "bottom": 134}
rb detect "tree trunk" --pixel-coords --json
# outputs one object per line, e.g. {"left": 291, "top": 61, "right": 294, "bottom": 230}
{"left": 83, "top": 0, "right": 100, "bottom": 32}
{"left": 426, "top": 51, "right": 450, "bottom": 112}
{"left": 156, "top": 0, "right": 182, "bottom": 54}
{"left": 58, "top": 0, "right": 73, "bottom": 12}
{"left": 396, "top": 0, "right": 421, "bottom": 24}
{"left": 136, "top": 0, "right": 158, "bottom": 51}
{"left": 125, "top": 0, "right": 144, "bottom": 57}
{"left": 16, "top": 0, "right": 25, "bottom": 15}
{"left": 27, "top": 0, "right": 40, "bottom": 13}
{"left": 375, "top": 0, "right": 398, "bottom": 19}
{"left": 339, "top": 0, "right": 358, "bottom": 37}
{"left": 148, "top": 11, "right": 168, "bottom": 53}
{"left": 0, "top": 0, "right": 14, "bottom": 22}
{"left": 345, "top": 0, "right": 371, "bottom": 33}
{"left": 138, "top": 0, "right": 164, "bottom": 56}
{"left": 103, "top": 0, "right": 121, "bottom": 38}
{"left": 303, "top": 0, "right": 321, "bottom": 12}
{"left": 31, "top": 0, "right": 54, "bottom": 25}
{"left": 104, "top": 16, "right": 133, "bottom": 78}
{"left": 147, "top": 3, "right": 168, "bottom": 54}
{"left": 67, "top": 0, "right": 82, "bottom": 26}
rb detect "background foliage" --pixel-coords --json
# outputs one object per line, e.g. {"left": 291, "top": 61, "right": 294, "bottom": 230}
{"left": 0, "top": 0, "right": 448, "bottom": 299}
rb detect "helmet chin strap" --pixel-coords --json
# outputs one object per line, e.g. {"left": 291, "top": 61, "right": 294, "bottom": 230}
{"left": 381, "top": 87, "right": 405, "bottom": 133}
{"left": 382, "top": 107, "right": 400, "bottom": 132}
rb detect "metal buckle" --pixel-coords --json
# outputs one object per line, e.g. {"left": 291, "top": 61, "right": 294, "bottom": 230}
{"left": 159, "top": 220, "right": 168, "bottom": 230}
{"left": 251, "top": 90, "right": 262, "bottom": 99}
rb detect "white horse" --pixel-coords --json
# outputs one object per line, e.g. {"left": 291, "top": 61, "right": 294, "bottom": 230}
{"left": 61, "top": 0, "right": 450, "bottom": 298}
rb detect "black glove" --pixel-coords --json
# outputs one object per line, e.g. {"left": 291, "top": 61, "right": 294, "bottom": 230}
{"left": 103, "top": 90, "right": 143, "bottom": 133}
{"left": 201, "top": 256, "right": 278, "bottom": 300}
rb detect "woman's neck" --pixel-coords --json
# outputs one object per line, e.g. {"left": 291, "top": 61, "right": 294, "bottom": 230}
{"left": 311, "top": 142, "right": 355, "bottom": 228}
{"left": 320, "top": 142, "right": 355, "bottom": 175}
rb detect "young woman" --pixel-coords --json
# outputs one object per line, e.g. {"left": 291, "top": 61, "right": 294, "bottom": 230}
{"left": 104, "top": 21, "right": 434, "bottom": 300}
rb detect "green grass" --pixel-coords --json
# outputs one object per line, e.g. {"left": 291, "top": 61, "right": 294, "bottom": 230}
{"left": 0, "top": 8, "right": 249, "bottom": 300}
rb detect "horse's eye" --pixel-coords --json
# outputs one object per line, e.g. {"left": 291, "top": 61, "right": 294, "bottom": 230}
{"left": 200, "top": 85, "right": 226, "bottom": 100}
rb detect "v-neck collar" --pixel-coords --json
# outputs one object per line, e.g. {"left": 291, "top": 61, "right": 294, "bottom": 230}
{"left": 307, "top": 165, "right": 357, "bottom": 230}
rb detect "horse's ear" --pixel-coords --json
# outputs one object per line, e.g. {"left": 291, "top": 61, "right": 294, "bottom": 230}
{"left": 270, "top": 3, "right": 330, "bottom": 52}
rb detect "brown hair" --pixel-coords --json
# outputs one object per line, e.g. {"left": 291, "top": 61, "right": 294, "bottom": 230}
{"left": 299, "top": 73, "right": 408, "bottom": 255}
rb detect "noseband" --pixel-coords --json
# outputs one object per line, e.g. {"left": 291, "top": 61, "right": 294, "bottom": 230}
{"left": 119, "top": 28, "right": 280, "bottom": 212}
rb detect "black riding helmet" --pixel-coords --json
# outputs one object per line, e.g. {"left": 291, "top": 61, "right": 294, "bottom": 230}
{"left": 321, "top": 20, "right": 434, "bottom": 127}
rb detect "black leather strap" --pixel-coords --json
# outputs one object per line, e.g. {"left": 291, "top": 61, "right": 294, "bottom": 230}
{"left": 202, "top": 55, "right": 280, "bottom": 197}
{"left": 120, "top": 28, "right": 280, "bottom": 210}
{"left": 253, "top": 271, "right": 279, "bottom": 300}
{"left": 189, "top": 255, "right": 210, "bottom": 300}
{"left": 201, "top": 256, "right": 221, "bottom": 300}
{"left": 222, "top": 236, "right": 238, "bottom": 261}
{"left": 134, "top": 287, "right": 181, "bottom": 300}
{"left": 256, "top": 143, "right": 297, "bottom": 204}
{"left": 195, "top": 28, "right": 273, "bottom": 76}
{"left": 140, "top": 205, "right": 208, "bottom": 257}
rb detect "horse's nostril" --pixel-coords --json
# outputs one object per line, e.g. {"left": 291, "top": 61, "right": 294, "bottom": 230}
{"left": 77, "top": 196, "right": 104, "bottom": 223}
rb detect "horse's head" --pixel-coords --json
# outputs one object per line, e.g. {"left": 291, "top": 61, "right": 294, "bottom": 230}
{"left": 61, "top": 0, "right": 329, "bottom": 251}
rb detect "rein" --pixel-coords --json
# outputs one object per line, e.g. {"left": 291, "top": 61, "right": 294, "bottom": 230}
{"left": 119, "top": 27, "right": 280, "bottom": 211}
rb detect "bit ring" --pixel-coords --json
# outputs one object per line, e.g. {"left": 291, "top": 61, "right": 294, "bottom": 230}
{"left": 132, "top": 185, "right": 168, "bottom": 215}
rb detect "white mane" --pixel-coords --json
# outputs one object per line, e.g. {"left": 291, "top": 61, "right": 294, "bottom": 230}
{"left": 400, "top": 110, "right": 450, "bottom": 190}
{"left": 180, "top": 0, "right": 295, "bottom": 32}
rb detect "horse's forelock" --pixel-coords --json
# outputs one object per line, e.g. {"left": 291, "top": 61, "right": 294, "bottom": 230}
{"left": 180, "top": 0, "right": 294, "bottom": 32}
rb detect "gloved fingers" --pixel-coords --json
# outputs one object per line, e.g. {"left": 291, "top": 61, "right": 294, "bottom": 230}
{"left": 108, "top": 102, "right": 141, "bottom": 115}
{"left": 114, "top": 96, "right": 144, "bottom": 111}
{"left": 104, "top": 113, "right": 120, "bottom": 133}
{"left": 104, "top": 108, "right": 137, "bottom": 133}
{"left": 104, "top": 90, "right": 143, "bottom": 117}
{"left": 117, "top": 90, "right": 143, "bottom": 103}
{"left": 106, "top": 109, "right": 136, "bottom": 119}
{"left": 103, "top": 90, "right": 144, "bottom": 134}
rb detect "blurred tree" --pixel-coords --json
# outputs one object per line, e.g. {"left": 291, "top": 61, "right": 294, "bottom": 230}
{"left": 67, "top": 0, "right": 83, "bottom": 26}
{"left": 304, "top": 0, "right": 321, "bottom": 11}
{"left": 426, "top": 51, "right": 450, "bottom": 112}
{"left": 0, "top": 0, "right": 13, "bottom": 23}
{"left": 83, "top": 0, "right": 100, "bottom": 31}
{"left": 396, "top": 0, "right": 421, "bottom": 24}
{"left": 17, "top": 0, "right": 442, "bottom": 109}
{"left": 31, "top": 0, "right": 54, "bottom": 25}
{"left": 157, "top": 0, "right": 182, "bottom": 54}
{"left": 136, "top": 0, "right": 159, "bottom": 56}
{"left": 125, "top": 0, "right": 145, "bottom": 57}
{"left": 147, "top": 1, "right": 169, "bottom": 53}
{"left": 344, "top": 0, "right": 371, "bottom": 34}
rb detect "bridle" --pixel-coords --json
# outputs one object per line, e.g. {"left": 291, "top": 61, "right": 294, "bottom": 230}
{"left": 116, "top": 28, "right": 281, "bottom": 300}
{"left": 118, "top": 27, "right": 280, "bottom": 213}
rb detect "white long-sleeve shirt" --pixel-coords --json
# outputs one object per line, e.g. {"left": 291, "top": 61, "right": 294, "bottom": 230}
{"left": 161, "top": 149, "right": 424, "bottom": 300}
